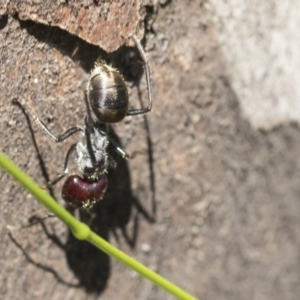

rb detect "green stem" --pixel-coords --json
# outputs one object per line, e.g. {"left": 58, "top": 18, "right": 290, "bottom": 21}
{"left": 0, "top": 151, "right": 199, "bottom": 300}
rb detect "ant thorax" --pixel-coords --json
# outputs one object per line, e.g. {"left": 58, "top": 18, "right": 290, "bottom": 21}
{"left": 76, "top": 127, "right": 109, "bottom": 181}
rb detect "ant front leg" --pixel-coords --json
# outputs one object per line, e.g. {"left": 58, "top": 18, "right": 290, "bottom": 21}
{"left": 23, "top": 143, "right": 78, "bottom": 226}
{"left": 108, "top": 137, "right": 145, "bottom": 160}
{"left": 12, "top": 98, "right": 84, "bottom": 142}
{"left": 47, "top": 143, "right": 78, "bottom": 187}
{"left": 109, "top": 138, "right": 131, "bottom": 159}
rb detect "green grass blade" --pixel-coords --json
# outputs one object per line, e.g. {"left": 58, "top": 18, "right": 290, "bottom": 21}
{"left": 0, "top": 151, "right": 199, "bottom": 300}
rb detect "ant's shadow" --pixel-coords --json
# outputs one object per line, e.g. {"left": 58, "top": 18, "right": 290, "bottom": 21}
{"left": 10, "top": 18, "right": 156, "bottom": 296}
{"left": 19, "top": 17, "right": 145, "bottom": 80}
{"left": 63, "top": 137, "right": 133, "bottom": 293}
{"left": 64, "top": 129, "right": 155, "bottom": 294}
{"left": 14, "top": 96, "right": 155, "bottom": 295}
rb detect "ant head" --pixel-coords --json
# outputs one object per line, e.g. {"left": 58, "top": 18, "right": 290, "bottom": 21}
{"left": 62, "top": 174, "right": 107, "bottom": 208}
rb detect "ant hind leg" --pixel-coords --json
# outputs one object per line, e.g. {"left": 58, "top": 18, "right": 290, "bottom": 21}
{"left": 12, "top": 98, "right": 84, "bottom": 142}
{"left": 126, "top": 35, "right": 153, "bottom": 116}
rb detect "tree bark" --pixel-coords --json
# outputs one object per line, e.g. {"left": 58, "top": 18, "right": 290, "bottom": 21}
{"left": 1, "top": 1, "right": 300, "bottom": 300}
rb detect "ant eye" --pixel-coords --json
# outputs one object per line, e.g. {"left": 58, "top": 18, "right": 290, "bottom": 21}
{"left": 62, "top": 175, "right": 107, "bottom": 208}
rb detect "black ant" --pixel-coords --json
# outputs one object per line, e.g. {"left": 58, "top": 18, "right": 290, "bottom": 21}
{"left": 14, "top": 35, "right": 152, "bottom": 209}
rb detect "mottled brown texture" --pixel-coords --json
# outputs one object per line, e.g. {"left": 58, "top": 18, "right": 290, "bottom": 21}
{"left": 1, "top": 1, "right": 300, "bottom": 300}
{"left": 1, "top": 0, "right": 142, "bottom": 52}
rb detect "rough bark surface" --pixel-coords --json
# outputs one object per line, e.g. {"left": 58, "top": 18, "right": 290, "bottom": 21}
{"left": 0, "top": 0, "right": 143, "bottom": 51}
{"left": 1, "top": 1, "right": 300, "bottom": 300}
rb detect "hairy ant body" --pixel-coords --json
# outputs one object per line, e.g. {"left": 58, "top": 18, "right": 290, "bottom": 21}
{"left": 15, "top": 35, "right": 152, "bottom": 209}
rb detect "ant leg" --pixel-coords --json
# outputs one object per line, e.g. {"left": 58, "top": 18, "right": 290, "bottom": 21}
{"left": 108, "top": 138, "right": 145, "bottom": 160}
{"left": 127, "top": 35, "right": 153, "bottom": 116}
{"left": 109, "top": 138, "right": 131, "bottom": 159}
{"left": 47, "top": 143, "right": 77, "bottom": 186}
{"left": 25, "top": 144, "right": 77, "bottom": 225}
{"left": 13, "top": 98, "right": 84, "bottom": 142}
{"left": 6, "top": 212, "right": 56, "bottom": 231}
{"left": 25, "top": 213, "right": 56, "bottom": 228}
{"left": 101, "top": 123, "right": 131, "bottom": 159}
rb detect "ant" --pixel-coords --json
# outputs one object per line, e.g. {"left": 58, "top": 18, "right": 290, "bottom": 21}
{"left": 14, "top": 35, "right": 152, "bottom": 210}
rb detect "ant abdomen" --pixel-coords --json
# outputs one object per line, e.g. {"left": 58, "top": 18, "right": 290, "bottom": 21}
{"left": 87, "top": 62, "right": 129, "bottom": 123}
